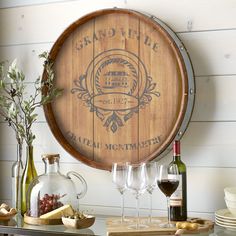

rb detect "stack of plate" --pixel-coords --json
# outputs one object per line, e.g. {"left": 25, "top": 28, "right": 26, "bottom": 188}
{"left": 215, "top": 209, "right": 236, "bottom": 230}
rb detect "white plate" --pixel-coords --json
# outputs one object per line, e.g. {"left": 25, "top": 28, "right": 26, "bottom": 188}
{"left": 215, "top": 209, "right": 236, "bottom": 221}
{"left": 215, "top": 215, "right": 236, "bottom": 224}
{"left": 215, "top": 217, "right": 236, "bottom": 226}
{"left": 215, "top": 219, "right": 236, "bottom": 230}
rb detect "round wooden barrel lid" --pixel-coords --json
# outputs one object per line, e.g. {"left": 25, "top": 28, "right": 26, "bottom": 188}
{"left": 43, "top": 8, "right": 195, "bottom": 170}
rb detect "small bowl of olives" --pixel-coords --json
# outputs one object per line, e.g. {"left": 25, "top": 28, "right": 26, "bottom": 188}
{"left": 62, "top": 211, "right": 95, "bottom": 229}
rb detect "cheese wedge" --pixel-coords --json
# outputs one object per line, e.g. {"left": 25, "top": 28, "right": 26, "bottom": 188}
{"left": 40, "top": 204, "right": 74, "bottom": 219}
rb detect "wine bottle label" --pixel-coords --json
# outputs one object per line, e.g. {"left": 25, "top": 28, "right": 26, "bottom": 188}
{"left": 168, "top": 174, "right": 183, "bottom": 207}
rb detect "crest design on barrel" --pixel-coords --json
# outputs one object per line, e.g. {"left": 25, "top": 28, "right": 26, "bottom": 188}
{"left": 71, "top": 49, "right": 160, "bottom": 133}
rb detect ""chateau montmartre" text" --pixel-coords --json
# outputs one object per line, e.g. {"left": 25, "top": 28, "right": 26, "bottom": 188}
{"left": 67, "top": 131, "right": 161, "bottom": 151}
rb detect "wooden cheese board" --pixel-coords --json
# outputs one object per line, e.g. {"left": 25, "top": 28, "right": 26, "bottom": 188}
{"left": 24, "top": 215, "right": 62, "bottom": 225}
{"left": 0, "top": 215, "right": 14, "bottom": 221}
{"left": 106, "top": 217, "right": 214, "bottom": 235}
{"left": 43, "top": 8, "right": 195, "bottom": 170}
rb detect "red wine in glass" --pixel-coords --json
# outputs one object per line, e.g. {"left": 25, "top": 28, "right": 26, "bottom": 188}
{"left": 157, "top": 164, "right": 179, "bottom": 228}
{"left": 157, "top": 179, "right": 179, "bottom": 197}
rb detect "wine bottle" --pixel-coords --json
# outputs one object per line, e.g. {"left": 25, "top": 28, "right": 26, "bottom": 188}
{"left": 21, "top": 145, "right": 38, "bottom": 215}
{"left": 11, "top": 143, "right": 24, "bottom": 211}
{"left": 169, "top": 140, "right": 187, "bottom": 221}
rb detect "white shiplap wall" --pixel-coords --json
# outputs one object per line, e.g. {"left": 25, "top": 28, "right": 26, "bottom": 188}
{"left": 1, "top": 0, "right": 236, "bottom": 220}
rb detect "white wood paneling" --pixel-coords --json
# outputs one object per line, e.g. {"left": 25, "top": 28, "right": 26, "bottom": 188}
{"left": 0, "top": 0, "right": 77, "bottom": 9}
{"left": 126, "top": 0, "right": 236, "bottom": 32}
{"left": 0, "top": 123, "right": 76, "bottom": 163}
{"left": 1, "top": 0, "right": 236, "bottom": 43}
{"left": 0, "top": 43, "right": 52, "bottom": 80}
{"left": 0, "top": 1, "right": 126, "bottom": 46}
{"left": 179, "top": 31, "right": 236, "bottom": 76}
{"left": 192, "top": 76, "right": 236, "bottom": 122}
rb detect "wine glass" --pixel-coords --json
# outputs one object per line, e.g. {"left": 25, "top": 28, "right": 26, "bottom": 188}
{"left": 112, "top": 162, "right": 128, "bottom": 223}
{"left": 126, "top": 163, "right": 148, "bottom": 229}
{"left": 157, "top": 164, "right": 179, "bottom": 228}
{"left": 146, "top": 162, "right": 160, "bottom": 224}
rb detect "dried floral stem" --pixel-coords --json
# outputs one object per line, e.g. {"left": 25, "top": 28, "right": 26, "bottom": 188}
{"left": 0, "top": 52, "right": 63, "bottom": 146}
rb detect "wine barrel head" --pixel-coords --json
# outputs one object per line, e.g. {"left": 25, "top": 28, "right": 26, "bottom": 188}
{"left": 43, "top": 9, "right": 195, "bottom": 170}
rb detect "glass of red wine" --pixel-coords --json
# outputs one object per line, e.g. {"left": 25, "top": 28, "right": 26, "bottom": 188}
{"left": 157, "top": 164, "right": 179, "bottom": 228}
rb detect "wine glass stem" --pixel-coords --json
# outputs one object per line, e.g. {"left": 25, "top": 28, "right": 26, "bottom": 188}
{"left": 121, "top": 192, "right": 125, "bottom": 223}
{"left": 136, "top": 195, "right": 140, "bottom": 229}
{"left": 149, "top": 193, "right": 152, "bottom": 223}
{"left": 167, "top": 196, "right": 171, "bottom": 227}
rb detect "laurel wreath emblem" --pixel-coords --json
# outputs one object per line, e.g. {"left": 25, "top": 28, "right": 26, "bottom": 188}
{"left": 71, "top": 52, "right": 160, "bottom": 133}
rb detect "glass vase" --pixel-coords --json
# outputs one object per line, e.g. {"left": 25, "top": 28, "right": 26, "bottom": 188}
{"left": 21, "top": 145, "right": 38, "bottom": 215}
{"left": 11, "top": 143, "right": 24, "bottom": 212}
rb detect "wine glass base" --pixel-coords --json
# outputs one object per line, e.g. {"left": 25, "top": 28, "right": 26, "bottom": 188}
{"left": 159, "top": 222, "right": 176, "bottom": 228}
{"left": 142, "top": 217, "right": 161, "bottom": 225}
{"left": 127, "top": 224, "right": 149, "bottom": 229}
{"left": 110, "top": 217, "right": 133, "bottom": 225}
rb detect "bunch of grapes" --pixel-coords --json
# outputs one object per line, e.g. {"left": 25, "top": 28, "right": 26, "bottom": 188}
{"left": 39, "top": 193, "right": 64, "bottom": 215}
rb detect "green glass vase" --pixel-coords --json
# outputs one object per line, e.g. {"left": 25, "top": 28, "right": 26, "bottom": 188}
{"left": 21, "top": 145, "right": 38, "bottom": 215}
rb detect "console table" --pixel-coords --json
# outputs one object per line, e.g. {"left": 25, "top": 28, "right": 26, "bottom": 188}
{"left": 0, "top": 216, "right": 232, "bottom": 236}
{"left": 0, "top": 215, "right": 106, "bottom": 236}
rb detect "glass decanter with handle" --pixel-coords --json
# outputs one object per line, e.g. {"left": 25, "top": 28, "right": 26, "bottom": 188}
{"left": 26, "top": 154, "right": 87, "bottom": 217}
